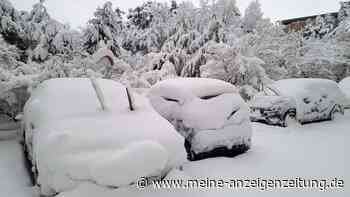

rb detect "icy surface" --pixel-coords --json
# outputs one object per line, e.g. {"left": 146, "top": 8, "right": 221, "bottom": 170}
{"left": 23, "top": 78, "right": 186, "bottom": 195}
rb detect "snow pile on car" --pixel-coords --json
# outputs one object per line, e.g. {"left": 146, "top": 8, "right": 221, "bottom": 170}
{"left": 268, "top": 78, "right": 348, "bottom": 117}
{"left": 181, "top": 94, "right": 252, "bottom": 154}
{"left": 148, "top": 77, "right": 238, "bottom": 122}
{"left": 148, "top": 78, "right": 251, "bottom": 156}
{"left": 149, "top": 77, "right": 238, "bottom": 99}
{"left": 23, "top": 78, "right": 186, "bottom": 195}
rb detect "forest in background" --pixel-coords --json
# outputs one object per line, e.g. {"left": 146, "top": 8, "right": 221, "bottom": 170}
{"left": 1, "top": 0, "right": 350, "bottom": 120}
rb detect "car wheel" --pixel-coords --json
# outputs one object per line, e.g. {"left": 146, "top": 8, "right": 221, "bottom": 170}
{"left": 283, "top": 111, "right": 297, "bottom": 127}
{"left": 330, "top": 105, "right": 343, "bottom": 121}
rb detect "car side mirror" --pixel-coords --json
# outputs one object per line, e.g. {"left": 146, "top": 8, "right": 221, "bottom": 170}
{"left": 15, "top": 113, "right": 23, "bottom": 121}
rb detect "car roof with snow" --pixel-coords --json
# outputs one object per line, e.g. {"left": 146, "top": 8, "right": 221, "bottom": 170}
{"left": 25, "top": 78, "right": 142, "bottom": 125}
{"left": 148, "top": 78, "right": 238, "bottom": 100}
{"left": 24, "top": 78, "right": 184, "bottom": 140}
{"left": 23, "top": 78, "right": 187, "bottom": 192}
{"left": 268, "top": 78, "right": 343, "bottom": 97}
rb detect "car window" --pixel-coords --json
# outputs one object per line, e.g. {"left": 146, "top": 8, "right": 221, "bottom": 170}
{"left": 200, "top": 94, "right": 221, "bottom": 100}
{"left": 162, "top": 97, "right": 180, "bottom": 103}
{"left": 227, "top": 108, "right": 239, "bottom": 120}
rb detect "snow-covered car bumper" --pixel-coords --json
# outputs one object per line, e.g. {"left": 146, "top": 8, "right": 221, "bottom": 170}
{"left": 190, "top": 120, "right": 252, "bottom": 154}
{"left": 174, "top": 117, "right": 252, "bottom": 161}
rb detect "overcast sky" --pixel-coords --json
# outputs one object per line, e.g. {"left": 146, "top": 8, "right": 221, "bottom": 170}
{"left": 10, "top": 0, "right": 342, "bottom": 29}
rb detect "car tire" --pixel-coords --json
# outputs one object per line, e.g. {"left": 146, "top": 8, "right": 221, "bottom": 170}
{"left": 330, "top": 104, "right": 343, "bottom": 121}
{"left": 283, "top": 111, "right": 297, "bottom": 127}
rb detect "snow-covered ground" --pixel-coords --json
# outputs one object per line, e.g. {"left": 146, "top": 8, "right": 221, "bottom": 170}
{"left": 57, "top": 111, "right": 349, "bottom": 197}
{"left": 0, "top": 112, "right": 348, "bottom": 197}
{"left": 0, "top": 138, "right": 36, "bottom": 197}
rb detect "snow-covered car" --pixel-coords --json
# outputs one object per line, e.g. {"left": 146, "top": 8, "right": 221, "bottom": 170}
{"left": 148, "top": 78, "right": 252, "bottom": 161}
{"left": 339, "top": 76, "right": 350, "bottom": 109}
{"left": 21, "top": 78, "right": 186, "bottom": 196}
{"left": 249, "top": 78, "right": 347, "bottom": 127}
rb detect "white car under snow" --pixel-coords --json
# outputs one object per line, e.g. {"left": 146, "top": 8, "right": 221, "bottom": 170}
{"left": 21, "top": 78, "right": 186, "bottom": 196}
{"left": 148, "top": 78, "right": 252, "bottom": 161}
{"left": 250, "top": 78, "right": 347, "bottom": 127}
{"left": 339, "top": 76, "right": 350, "bottom": 109}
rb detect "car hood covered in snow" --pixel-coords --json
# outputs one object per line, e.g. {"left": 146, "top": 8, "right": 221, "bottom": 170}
{"left": 23, "top": 78, "right": 186, "bottom": 195}
{"left": 249, "top": 96, "right": 295, "bottom": 109}
{"left": 148, "top": 77, "right": 238, "bottom": 104}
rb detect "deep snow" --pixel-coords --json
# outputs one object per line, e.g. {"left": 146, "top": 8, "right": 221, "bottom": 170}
{"left": 23, "top": 78, "right": 186, "bottom": 195}
{"left": 148, "top": 78, "right": 252, "bottom": 157}
{"left": 1, "top": 111, "right": 348, "bottom": 197}
{"left": 0, "top": 139, "right": 36, "bottom": 197}
{"left": 57, "top": 111, "right": 349, "bottom": 197}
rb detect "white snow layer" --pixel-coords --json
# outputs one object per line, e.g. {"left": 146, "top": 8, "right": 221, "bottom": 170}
{"left": 23, "top": 78, "right": 186, "bottom": 195}
{"left": 149, "top": 77, "right": 238, "bottom": 102}
{"left": 0, "top": 140, "right": 37, "bottom": 197}
{"left": 269, "top": 78, "right": 346, "bottom": 104}
{"left": 268, "top": 78, "right": 348, "bottom": 118}
{"left": 148, "top": 78, "right": 251, "bottom": 153}
{"left": 180, "top": 94, "right": 252, "bottom": 153}
{"left": 56, "top": 111, "right": 350, "bottom": 197}
{"left": 339, "top": 77, "right": 350, "bottom": 108}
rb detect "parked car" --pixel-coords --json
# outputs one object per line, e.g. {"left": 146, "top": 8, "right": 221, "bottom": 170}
{"left": 249, "top": 78, "right": 347, "bottom": 127}
{"left": 21, "top": 78, "right": 186, "bottom": 196}
{"left": 339, "top": 76, "right": 350, "bottom": 109}
{"left": 148, "top": 78, "right": 252, "bottom": 161}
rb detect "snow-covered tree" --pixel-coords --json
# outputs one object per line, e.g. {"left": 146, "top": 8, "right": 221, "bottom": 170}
{"left": 127, "top": 1, "right": 155, "bottom": 30}
{"left": 0, "top": 35, "right": 38, "bottom": 120}
{"left": 83, "top": 1, "right": 124, "bottom": 56}
{"left": 202, "top": 42, "right": 269, "bottom": 86}
{"left": 213, "top": 0, "right": 241, "bottom": 25}
{"left": 338, "top": 1, "right": 350, "bottom": 21}
{"left": 242, "top": 0, "right": 263, "bottom": 33}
